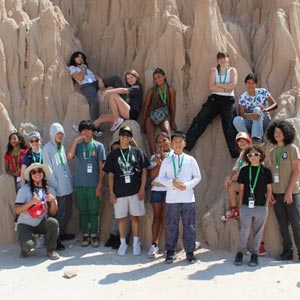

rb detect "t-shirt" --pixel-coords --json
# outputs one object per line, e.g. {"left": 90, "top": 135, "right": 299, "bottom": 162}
{"left": 74, "top": 140, "right": 106, "bottom": 187}
{"left": 4, "top": 149, "right": 28, "bottom": 173}
{"left": 232, "top": 151, "right": 248, "bottom": 172}
{"left": 128, "top": 85, "right": 143, "bottom": 115}
{"left": 269, "top": 143, "right": 300, "bottom": 194}
{"left": 22, "top": 149, "right": 43, "bottom": 166}
{"left": 69, "top": 65, "right": 97, "bottom": 85}
{"left": 103, "top": 146, "right": 150, "bottom": 198}
{"left": 238, "top": 88, "right": 270, "bottom": 112}
{"left": 238, "top": 165, "right": 273, "bottom": 206}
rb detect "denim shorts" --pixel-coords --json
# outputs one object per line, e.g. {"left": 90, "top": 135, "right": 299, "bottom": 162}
{"left": 150, "top": 191, "right": 166, "bottom": 204}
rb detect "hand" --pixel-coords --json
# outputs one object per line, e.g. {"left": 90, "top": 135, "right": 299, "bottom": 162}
{"left": 31, "top": 193, "right": 41, "bottom": 206}
{"left": 15, "top": 170, "right": 21, "bottom": 177}
{"left": 138, "top": 189, "right": 145, "bottom": 201}
{"left": 284, "top": 191, "right": 293, "bottom": 204}
{"left": 98, "top": 78, "right": 105, "bottom": 90}
{"left": 176, "top": 182, "right": 187, "bottom": 191}
{"left": 251, "top": 112, "right": 261, "bottom": 120}
{"left": 224, "top": 177, "right": 232, "bottom": 189}
{"left": 270, "top": 194, "right": 276, "bottom": 205}
{"left": 96, "top": 183, "right": 103, "bottom": 197}
{"left": 75, "top": 135, "right": 85, "bottom": 142}
{"left": 110, "top": 191, "right": 117, "bottom": 204}
{"left": 45, "top": 192, "right": 55, "bottom": 203}
{"left": 171, "top": 120, "right": 177, "bottom": 131}
{"left": 153, "top": 154, "right": 162, "bottom": 166}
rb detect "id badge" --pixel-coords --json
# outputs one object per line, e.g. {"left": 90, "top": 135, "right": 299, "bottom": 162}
{"left": 87, "top": 164, "right": 93, "bottom": 173}
{"left": 16, "top": 176, "right": 21, "bottom": 183}
{"left": 274, "top": 173, "right": 279, "bottom": 183}
{"left": 83, "top": 152, "right": 87, "bottom": 159}
{"left": 63, "top": 170, "right": 68, "bottom": 178}
{"left": 125, "top": 175, "right": 131, "bottom": 184}
{"left": 248, "top": 197, "right": 255, "bottom": 208}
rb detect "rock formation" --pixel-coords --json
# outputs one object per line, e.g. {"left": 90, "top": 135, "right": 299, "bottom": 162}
{"left": 0, "top": 0, "right": 299, "bottom": 256}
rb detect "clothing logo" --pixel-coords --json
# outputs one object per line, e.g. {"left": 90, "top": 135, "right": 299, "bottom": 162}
{"left": 118, "top": 155, "right": 135, "bottom": 177}
{"left": 282, "top": 152, "right": 288, "bottom": 160}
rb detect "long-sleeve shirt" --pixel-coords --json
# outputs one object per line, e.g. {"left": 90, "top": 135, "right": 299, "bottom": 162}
{"left": 156, "top": 153, "right": 201, "bottom": 203}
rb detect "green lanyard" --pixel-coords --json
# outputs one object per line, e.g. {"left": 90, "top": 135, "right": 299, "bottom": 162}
{"left": 249, "top": 165, "right": 261, "bottom": 195}
{"left": 57, "top": 144, "right": 65, "bottom": 165}
{"left": 120, "top": 146, "right": 131, "bottom": 166}
{"left": 32, "top": 149, "right": 42, "bottom": 163}
{"left": 218, "top": 67, "right": 228, "bottom": 83}
{"left": 158, "top": 84, "right": 167, "bottom": 105}
{"left": 275, "top": 145, "right": 285, "bottom": 168}
{"left": 125, "top": 94, "right": 129, "bottom": 103}
{"left": 172, "top": 154, "right": 185, "bottom": 178}
{"left": 82, "top": 140, "right": 94, "bottom": 161}
{"left": 12, "top": 149, "right": 21, "bottom": 170}
{"left": 238, "top": 159, "right": 244, "bottom": 169}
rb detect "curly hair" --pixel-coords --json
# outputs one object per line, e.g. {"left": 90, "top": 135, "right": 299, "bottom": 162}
{"left": 6, "top": 132, "right": 28, "bottom": 155}
{"left": 243, "top": 145, "right": 266, "bottom": 164}
{"left": 68, "top": 51, "right": 88, "bottom": 67}
{"left": 266, "top": 119, "right": 295, "bottom": 145}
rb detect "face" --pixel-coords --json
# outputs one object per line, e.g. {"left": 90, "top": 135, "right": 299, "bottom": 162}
{"left": 80, "top": 129, "right": 93, "bottom": 141}
{"left": 55, "top": 132, "right": 64, "bottom": 144}
{"left": 274, "top": 127, "right": 284, "bottom": 144}
{"left": 153, "top": 73, "right": 166, "bottom": 86}
{"left": 9, "top": 134, "right": 20, "bottom": 147}
{"left": 75, "top": 54, "right": 84, "bottom": 65}
{"left": 126, "top": 74, "right": 137, "bottom": 86}
{"left": 30, "top": 137, "right": 41, "bottom": 150}
{"left": 217, "top": 56, "right": 229, "bottom": 66}
{"left": 119, "top": 133, "right": 133, "bottom": 145}
{"left": 156, "top": 135, "right": 171, "bottom": 152}
{"left": 247, "top": 149, "right": 261, "bottom": 164}
{"left": 245, "top": 79, "right": 257, "bottom": 93}
{"left": 171, "top": 137, "right": 186, "bottom": 154}
{"left": 237, "top": 138, "right": 250, "bottom": 151}
{"left": 30, "top": 168, "right": 44, "bottom": 183}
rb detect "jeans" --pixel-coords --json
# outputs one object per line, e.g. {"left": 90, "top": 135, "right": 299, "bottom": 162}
{"left": 185, "top": 94, "right": 239, "bottom": 158}
{"left": 273, "top": 193, "right": 300, "bottom": 253}
{"left": 233, "top": 107, "right": 271, "bottom": 139}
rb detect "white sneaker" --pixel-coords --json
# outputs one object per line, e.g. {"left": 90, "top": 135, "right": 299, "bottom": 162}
{"left": 147, "top": 244, "right": 159, "bottom": 258}
{"left": 117, "top": 243, "right": 128, "bottom": 256}
{"left": 110, "top": 118, "right": 124, "bottom": 132}
{"left": 133, "top": 242, "right": 141, "bottom": 256}
{"left": 93, "top": 129, "right": 103, "bottom": 137}
{"left": 72, "top": 124, "right": 79, "bottom": 132}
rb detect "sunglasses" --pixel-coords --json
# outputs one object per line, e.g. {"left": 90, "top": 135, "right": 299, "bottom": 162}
{"left": 247, "top": 152, "right": 261, "bottom": 158}
{"left": 30, "top": 139, "right": 39, "bottom": 143}
{"left": 30, "top": 168, "right": 44, "bottom": 175}
{"left": 120, "top": 132, "right": 132, "bottom": 137}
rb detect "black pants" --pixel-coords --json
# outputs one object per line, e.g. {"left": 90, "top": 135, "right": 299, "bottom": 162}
{"left": 55, "top": 194, "right": 73, "bottom": 237}
{"left": 185, "top": 94, "right": 239, "bottom": 158}
{"left": 274, "top": 193, "right": 300, "bottom": 254}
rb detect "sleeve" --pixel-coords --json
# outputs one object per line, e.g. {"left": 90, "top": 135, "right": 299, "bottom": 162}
{"left": 185, "top": 157, "right": 201, "bottom": 189}
{"left": 141, "top": 151, "right": 150, "bottom": 169}
{"left": 43, "top": 147, "right": 58, "bottom": 190}
{"left": 238, "top": 93, "right": 246, "bottom": 106}
{"left": 156, "top": 159, "right": 173, "bottom": 188}
{"left": 237, "top": 166, "right": 247, "bottom": 184}
{"left": 16, "top": 186, "right": 30, "bottom": 205}
{"left": 69, "top": 65, "right": 78, "bottom": 75}
{"left": 149, "top": 154, "right": 157, "bottom": 169}
{"left": 22, "top": 152, "right": 28, "bottom": 165}
{"left": 103, "top": 152, "right": 114, "bottom": 174}
{"left": 265, "top": 167, "right": 273, "bottom": 184}
{"left": 128, "top": 85, "right": 140, "bottom": 97}
{"left": 262, "top": 88, "right": 270, "bottom": 98}
{"left": 97, "top": 143, "right": 106, "bottom": 161}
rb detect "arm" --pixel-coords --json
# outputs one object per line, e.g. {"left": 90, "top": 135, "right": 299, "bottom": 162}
{"left": 20, "top": 164, "right": 27, "bottom": 186}
{"left": 138, "top": 168, "right": 147, "bottom": 200}
{"left": 264, "top": 95, "right": 278, "bottom": 113}
{"left": 142, "top": 88, "right": 153, "bottom": 131}
{"left": 168, "top": 87, "right": 177, "bottom": 130}
{"left": 156, "top": 160, "right": 173, "bottom": 188}
{"left": 266, "top": 183, "right": 272, "bottom": 206}
{"left": 215, "top": 68, "right": 238, "bottom": 91}
{"left": 70, "top": 65, "right": 87, "bottom": 82}
{"left": 104, "top": 87, "right": 129, "bottom": 95}
{"left": 96, "top": 160, "right": 105, "bottom": 197}
{"left": 95, "top": 75, "right": 105, "bottom": 90}
{"left": 284, "top": 160, "right": 300, "bottom": 204}
{"left": 239, "top": 104, "right": 261, "bottom": 121}
{"left": 5, "top": 159, "right": 18, "bottom": 177}
{"left": 238, "top": 183, "right": 244, "bottom": 207}
{"left": 15, "top": 192, "right": 41, "bottom": 215}
{"left": 224, "top": 169, "right": 239, "bottom": 188}
{"left": 67, "top": 136, "right": 84, "bottom": 160}
{"left": 45, "top": 192, "right": 58, "bottom": 216}
{"left": 108, "top": 172, "right": 116, "bottom": 203}
{"left": 184, "top": 159, "right": 201, "bottom": 190}
{"left": 43, "top": 148, "right": 58, "bottom": 190}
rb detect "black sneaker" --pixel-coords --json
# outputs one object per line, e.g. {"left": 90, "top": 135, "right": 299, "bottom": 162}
{"left": 248, "top": 253, "right": 259, "bottom": 267}
{"left": 252, "top": 137, "right": 262, "bottom": 145}
{"left": 93, "top": 129, "right": 103, "bottom": 138}
{"left": 60, "top": 233, "right": 75, "bottom": 241}
{"left": 186, "top": 252, "right": 196, "bottom": 264}
{"left": 111, "top": 236, "right": 121, "bottom": 250}
{"left": 104, "top": 234, "right": 116, "bottom": 247}
{"left": 165, "top": 250, "right": 176, "bottom": 264}
{"left": 234, "top": 252, "right": 243, "bottom": 266}
{"left": 56, "top": 239, "right": 66, "bottom": 251}
{"left": 277, "top": 250, "right": 293, "bottom": 261}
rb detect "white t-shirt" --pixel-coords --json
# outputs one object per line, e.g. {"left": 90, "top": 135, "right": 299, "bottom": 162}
{"left": 69, "top": 65, "right": 97, "bottom": 85}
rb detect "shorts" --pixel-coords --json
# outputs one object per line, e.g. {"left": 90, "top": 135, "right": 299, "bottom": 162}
{"left": 114, "top": 194, "right": 145, "bottom": 218}
{"left": 129, "top": 109, "right": 139, "bottom": 121}
{"left": 150, "top": 191, "right": 166, "bottom": 204}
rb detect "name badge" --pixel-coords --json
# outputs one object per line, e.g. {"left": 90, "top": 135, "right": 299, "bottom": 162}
{"left": 274, "top": 173, "right": 279, "bottom": 183}
{"left": 87, "top": 164, "right": 93, "bottom": 173}
{"left": 16, "top": 176, "right": 21, "bottom": 182}
{"left": 125, "top": 175, "right": 131, "bottom": 184}
{"left": 248, "top": 196, "right": 255, "bottom": 208}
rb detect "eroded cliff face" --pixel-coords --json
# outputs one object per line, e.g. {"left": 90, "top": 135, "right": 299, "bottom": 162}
{"left": 0, "top": 0, "right": 300, "bottom": 255}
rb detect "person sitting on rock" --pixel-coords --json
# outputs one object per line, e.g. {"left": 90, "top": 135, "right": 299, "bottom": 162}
{"left": 142, "top": 68, "right": 177, "bottom": 155}
{"left": 233, "top": 73, "right": 277, "bottom": 144}
{"left": 93, "top": 69, "right": 143, "bottom": 132}
{"left": 185, "top": 52, "right": 239, "bottom": 158}
{"left": 68, "top": 51, "right": 123, "bottom": 137}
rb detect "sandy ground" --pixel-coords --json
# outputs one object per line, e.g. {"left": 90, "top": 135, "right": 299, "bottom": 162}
{"left": 0, "top": 240, "right": 299, "bottom": 300}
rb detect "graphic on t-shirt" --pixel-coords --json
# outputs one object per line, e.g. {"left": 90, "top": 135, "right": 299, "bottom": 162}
{"left": 118, "top": 155, "right": 136, "bottom": 177}
{"left": 282, "top": 152, "right": 288, "bottom": 160}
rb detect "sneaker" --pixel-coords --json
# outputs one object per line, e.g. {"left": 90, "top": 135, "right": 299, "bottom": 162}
{"left": 186, "top": 252, "right": 196, "bottom": 264}
{"left": 147, "top": 244, "right": 159, "bottom": 258}
{"left": 104, "top": 234, "right": 116, "bottom": 247}
{"left": 258, "top": 243, "right": 267, "bottom": 256}
{"left": 20, "top": 249, "right": 30, "bottom": 258}
{"left": 245, "top": 250, "right": 251, "bottom": 256}
{"left": 133, "top": 242, "right": 141, "bottom": 256}
{"left": 110, "top": 118, "right": 124, "bottom": 132}
{"left": 81, "top": 235, "right": 90, "bottom": 247}
{"left": 117, "top": 243, "right": 128, "bottom": 256}
{"left": 277, "top": 250, "right": 293, "bottom": 261}
{"left": 47, "top": 250, "right": 60, "bottom": 260}
{"left": 72, "top": 124, "right": 79, "bottom": 132}
{"left": 234, "top": 252, "right": 243, "bottom": 266}
{"left": 56, "top": 239, "right": 66, "bottom": 251}
{"left": 165, "top": 250, "right": 176, "bottom": 264}
{"left": 112, "top": 237, "right": 121, "bottom": 250}
{"left": 248, "top": 253, "right": 259, "bottom": 267}
{"left": 221, "top": 208, "right": 239, "bottom": 221}
{"left": 93, "top": 129, "right": 103, "bottom": 137}
{"left": 252, "top": 137, "right": 262, "bottom": 145}
{"left": 91, "top": 236, "right": 100, "bottom": 247}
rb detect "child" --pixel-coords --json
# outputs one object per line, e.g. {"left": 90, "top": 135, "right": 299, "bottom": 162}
{"left": 157, "top": 131, "right": 201, "bottom": 264}
{"left": 234, "top": 145, "right": 272, "bottom": 267}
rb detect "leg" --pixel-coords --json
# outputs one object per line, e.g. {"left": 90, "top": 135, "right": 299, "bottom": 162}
{"left": 236, "top": 205, "right": 253, "bottom": 253}
{"left": 250, "top": 107, "right": 264, "bottom": 139}
{"left": 130, "top": 215, "right": 139, "bottom": 237}
{"left": 159, "top": 118, "right": 171, "bottom": 136}
{"left": 165, "top": 203, "right": 181, "bottom": 251}
{"left": 55, "top": 195, "right": 72, "bottom": 236}
{"left": 286, "top": 194, "right": 300, "bottom": 253}
{"left": 181, "top": 203, "right": 196, "bottom": 253}
{"left": 185, "top": 97, "right": 219, "bottom": 151}
{"left": 152, "top": 202, "right": 165, "bottom": 244}
{"left": 251, "top": 206, "right": 268, "bottom": 253}
{"left": 87, "top": 187, "right": 100, "bottom": 235}
{"left": 118, "top": 217, "right": 128, "bottom": 238}
{"left": 262, "top": 113, "right": 271, "bottom": 132}
{"left": 80, "top": 82, "right": 100, "bottom": 120}
{"left": 233, "top": 116, "right": 251, "bottom": 134}
{"left": 93, "top": 114, "right": 115, "bottom": 128}
{"left": 227, "top": 181, "right": 240, "bottom": 208}
{"left": 108, "top": 93, "right": 130, "bottom": 120}
{"left": 43, "top": 218, "right": 59, "bottom": 252}
{"left": 17, "top": 223, "right": 35, "bottom": 253}
{"left": 145, "top": 117, "right": 157, "bottom": 154}
{"left": 75, "top": 187, "right": 89, "bottom": 235}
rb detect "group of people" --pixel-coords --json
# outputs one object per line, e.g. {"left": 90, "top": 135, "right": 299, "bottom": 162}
{"left": 3, "top": 50, "right": 300, "bottom": 267}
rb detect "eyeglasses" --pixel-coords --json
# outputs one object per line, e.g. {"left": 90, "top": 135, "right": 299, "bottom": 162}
{"left": 30, "top": 168, "right": 44, "bottom": 175}
{"left": 30, "top": 139, "right": 39, "bottom": 143}
{"left": 247, "top": 152, "right": 261, "bottom": 158}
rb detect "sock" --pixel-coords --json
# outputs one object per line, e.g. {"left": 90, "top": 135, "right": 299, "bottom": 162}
{"left": 133, "top": 236, "right": 139, "bottom": 244}
{"left": 120, "top": 237, "right": 126, "bottom": 245}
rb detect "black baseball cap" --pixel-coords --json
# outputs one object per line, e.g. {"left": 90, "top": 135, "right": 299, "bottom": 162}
{"left": 119, "top": 125, "right": 133, "bottom": 137}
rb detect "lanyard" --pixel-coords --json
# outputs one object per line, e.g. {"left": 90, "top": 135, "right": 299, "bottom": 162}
{"left": 238, "top": 159, "right": 244, "bottom": 169}
{"left": 158, "top": 84, "right": 167, "bottom": 105}
{"left": 218, "top": 67, "right": 228, "bottom": 83}
{"left": 32, "top": 150, "right": 42, "bottom": 163}
{"left": 275, "top": 145, "right": 285, "bottom": 168}
{"left": 172, "top": 154, "right": 184, "bottom": 178}
{"left": 125, "top": 94, "right": 129, "bottom": 103}
{"left": 249, "top": 165, "right": 261, "bottom": 194}
{"left": 11, "top": 149, "right": 21, "bottom": 170}
{"left": 82, "top": 140, "right": 94, "bottom": 161}
{"left": 120, "top": 146, "right": 131, "bottom": 166}
{"left": 57, "top": 144, "right": 65, "bottom": 165}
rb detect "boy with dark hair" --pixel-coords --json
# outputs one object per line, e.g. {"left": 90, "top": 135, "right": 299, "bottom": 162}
{"left": 157, "top": 131, "right": 201, "bottom": 263}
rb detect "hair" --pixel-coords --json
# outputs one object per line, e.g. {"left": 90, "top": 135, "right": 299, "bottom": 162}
{"left": 152, "top": 67, "right": 169, "bottom": 105}
{"left": 29, "top": 169, "right": 48, "bottom": 194}
{"left": 266, "top": 119, "right": 296, "bottom": 145}
{"left": 216, "top": 51, "right": 229, "bottom": 73}
{"left": 244, "top": 73, "right": 258, "bottom": 84}
{"left": 78, "top": 120, "right": 95, "bottom": 132}
{"left": 243, "top": 145, "right": 266, "bottom": 164}
{"left": 125, "top": 69, "right": 142, "bottom": 87}
{"left": 155, "top": 131, "right": 170, "bottom": 143}
{"left": 171, "top": 131, "right": 186, "bottom": 141}
{"left": 6, "top": 132, "right": 28, "bottom": 155}
{"left": 68, "top": 51, "right": 88, "bottom": 67}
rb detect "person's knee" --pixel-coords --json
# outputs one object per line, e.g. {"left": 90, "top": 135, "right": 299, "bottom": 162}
{"left": 233, "top": 116, "right": 244, "bottom": 127}
{"left": 253, "top": 106, "right": 263, "bottom": 117}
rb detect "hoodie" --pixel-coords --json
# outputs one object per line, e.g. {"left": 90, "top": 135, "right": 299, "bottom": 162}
{"left": 43, "top": 123, "right": 73, "bottom": 196}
